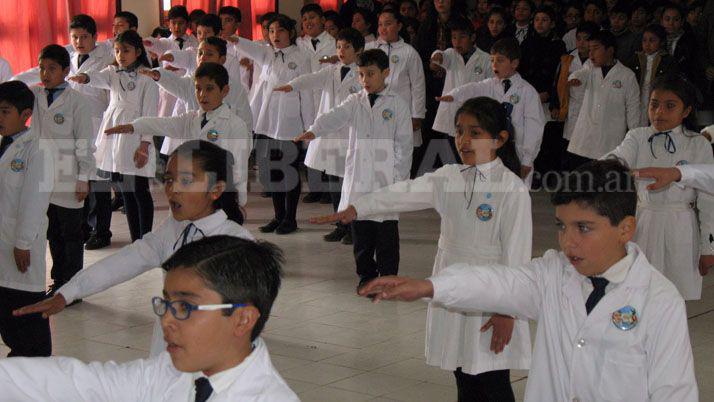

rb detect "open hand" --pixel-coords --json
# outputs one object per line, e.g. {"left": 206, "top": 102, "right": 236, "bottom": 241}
{"left": 310, "top": 205, "right": 357, "bottom": 225}
{"left": 481, "top": 314, "right": 515, "bottom": 354}
{"left": 13, "top": 294, "right": 67, "bottom": 319}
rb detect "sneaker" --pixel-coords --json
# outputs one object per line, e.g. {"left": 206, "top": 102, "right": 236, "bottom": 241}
{"left": 302, "top": 193, "right": 321, "bottom": 203}
{"left": 341, "top": 231, "right": 353, "bottom": 245}
{"left": 323, "top": 227, "right": 346, "bottom": 242}
{"left": 85, "top": 235, "right": 111, "bottom": 250}
{"left": 319, "top": 193, "right": 332, "bottom": 204}
{"left": 259, "top": 219, "right": 281, "bottom": 233}
{"left": 275, "top": 221, "right": 298, "bottom": 235}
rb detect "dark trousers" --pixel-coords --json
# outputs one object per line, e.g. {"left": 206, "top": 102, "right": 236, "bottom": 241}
{"left": 565, "top": 151, "right": 594, "bottom": 172}
{"left": 327, "top": 174, "right": 349, "bottom": 232}
{"left": 0, "top": 286, "right": 51, "bottom": 357}
{"left": 47, "top": 204, "right": 84, "bottom": 286}
{"left": 352, "top": 220, "right": 399, "bottom": 279}
{"left": 85, "top": 179, "right": 114, "bottom": 240}
{"left": 259, "top": 138, "right": 301, "bottom": 224}
{"left": 454, "top": 368, "right": 515, "bottom": 402}
{"left": 114, "top": 173, "right": 154, "bottom": 242}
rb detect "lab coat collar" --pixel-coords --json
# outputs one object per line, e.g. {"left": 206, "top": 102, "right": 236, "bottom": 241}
{"left": 203, "top": 103, "right": 231, "bottom": 121}
{"left": 460, "top": 157, "right": 503, "bottom": 175}
{"left": 275, "top": 44, "right": 298, "bottom": 57}
{"left": 375, "top": 37, "right": 405, "bottom": 48}
{"left": 180, "top": 210, "right": 229, "bottom": 235}
{"left": 45, "top": 82, "right": 70, "bottom": 110}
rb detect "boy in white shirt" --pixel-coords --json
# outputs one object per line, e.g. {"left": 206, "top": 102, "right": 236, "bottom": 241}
{"left": 106, "top": 63, "right": 251, "bottom": 222}
{"left": 0, "top": 236, "right": 299, "bottom": 401}
{"left": 360, "top": 159, "right": 698, "bottom": 402}
{"left": 29, "top": 45, "right": 95, "bottom": 298}
{"left": 0, "top": 81, "right": 55, "bottom": 356}
{"left": 294, "top": 49, "right": 413, "bottom": 289}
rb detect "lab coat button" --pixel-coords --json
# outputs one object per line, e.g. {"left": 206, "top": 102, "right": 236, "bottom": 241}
{"left": 577, "top": 338, "right": 586, "bottom": 348}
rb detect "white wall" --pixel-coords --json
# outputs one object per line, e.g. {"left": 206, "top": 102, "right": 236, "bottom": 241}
{"left": 121, "top": 0, "right": 162, "bottom": 37}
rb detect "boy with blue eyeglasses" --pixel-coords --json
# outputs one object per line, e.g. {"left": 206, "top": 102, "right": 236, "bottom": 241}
{"left": 0, "top": 236, "right": 299, "bottom": 402}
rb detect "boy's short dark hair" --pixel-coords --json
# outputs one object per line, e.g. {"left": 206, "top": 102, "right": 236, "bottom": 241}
{"left": 448, "top": 16, "right": 475, "bottom": 36}
{"left": 115, "top": 11, "right": 139, "bottom": 29}
{"left": 643, "top": 23, "right": 667, "bottom": 45}
{"left": 324, "top": 10, "right": 342, "bottom": 26}
{"left": 576, "top": 21, "right": 600, "bottom": 37}
{"left": 267, "top": 14, "right": 298, "bottom": 44}
{"left": 162, "top": 236, "right": 284, "bottom": 342}
{"left": 197, "top": 14, "right": 222, "bottom": 36}
{"left": 589, "top": 29, "right": 616, "bottom": 50}
{"left": 152, "top": 26, "right": 171, "bottom": 38}
{"left": 218, "top": 6, "right": 241, "bottom": 22}
{"left": 551, "top": 158, "right": 636, "bottom": 225}
{"left": 662, "top": 2, "right": 684, "bottom": 16}
{"left": 0, "top": 81, "right": 35, "bottom": 115}
{"left": 301, "top": 3, "right": 324, "bottom": 17}
{"left": 195, "top": 62, "right": 229, "bottom": 89}
{"left": 203, "top": 36, "right": 228, "bottom": 57}
{"left": 69, "top": 14, "right": 97, "bottom": 36}
{"left": 39, "top": 44, "right": 71, "bottom": 70}
{"left": 357, "top": 48, "right": 389, "bottom": 70}
{"left": 515, "top": 0, "right": 535, "bottom": 11}
{"left": 168, "top": 5, "right": 190, "bottom": 22}
{"left": 336, "top": 27, "right": 366, "bottom": 52}
{"left": 259, "top": 12, "right": 278, "bottom": 25}
{"left": 534, "top": 5, "right": 557, "bottom": 22}
{"left": 584, "top": 0, "right": 606, "bottom": 13}
{"left": 609, "top": 1, "right": 630, "bottom": 18}
{"left": 491, "top": 38, "right": 521, "bottom": 61}
{"left": 189, "top": 9, "right": 206, "bottom": 23}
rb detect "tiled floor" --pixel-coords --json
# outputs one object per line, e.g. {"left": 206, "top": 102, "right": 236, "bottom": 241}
{"left": 2, "top": 184, "right": 713, "bottom": 401}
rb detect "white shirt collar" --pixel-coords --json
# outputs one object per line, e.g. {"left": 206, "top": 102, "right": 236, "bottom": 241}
{"left": 597, "top": 252, "right": 634, "bottom": 285}
{"left": 190, "top": 338, "right": 263, "bottom": 397}
{"left": 204, "top": 103, "right": 229, "bottom": 121}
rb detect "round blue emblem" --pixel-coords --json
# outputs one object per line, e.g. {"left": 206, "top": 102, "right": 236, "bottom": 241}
{"left": 476, "top": 203, "right": 493, "bottom": 221}
{"left": 612, "top": 305, "right": 638, "bottom": 331}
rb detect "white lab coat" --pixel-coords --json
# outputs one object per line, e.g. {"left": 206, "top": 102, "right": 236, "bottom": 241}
{"left": 678, "top": 164, "right": 714, "bottom": 192}
{"left": 86, "top": 66, "right": 159, "bottom": 178}
{"left": 166, "top": 47, "right": 246, "bottom": 92}
{"left": 28, "top": 85, "right": 96, "bottom": 209}
{"left": 0, "top": 337, "right": 299, "bottom": 402}
{"left": 0, "top": 127, "right": 55, "bottom": 292}
{"left": 353, "top": 159, "right": 532, "bottom": 375}
{"left": 153, "top": 65, "right": 253, "bottom": 143}
{"left": 607, "top": 125, "right": 714, "bottom": 300}
{"left": 0, "top": 56, "right": 13, "bottom": 82}
{"left": 58, "top": 210, "right": 253, "bottom": 355}
{"left": 145, "top": 34, "right": 199, "bottom": 118}
{"left": 562, "top": 27, "right": 577, "bottom": 53}
{"left": 296, "top": 30, "right": 337, "bottom": 110}
{"left": 308, "top": 89, "right": 413, "bottom": 221}
{"left": 447, "top": 73, "right": 546, "bottom": 169}
{"left": 431, "top": 48, "right": 493, "bottom": 136}
{"left": 229, "top": 40, "right": 272, "bottom": 99}
{"left": 567, "top": 61, "right": 641, "bottom": 160}
{"left": 562, "top": 51, "right": 590, "bottom": 141}
{"left": 288, "top": 62, "right": 361, "bottom": 177}
{"left": 430, "top": 243, "right": 698, "bottom": 402}
{"left": 132, "top": 103, "right": 252, "bottom": 207}
{"left": 236, "top": 40, "right": 315, "bottom": 140}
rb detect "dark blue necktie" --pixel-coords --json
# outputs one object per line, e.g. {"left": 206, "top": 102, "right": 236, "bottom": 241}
{"left": 311, "top": 38, "right": 319, "bottom": 50}
{"left": 502, "top": 79, "right": 511, "bottom": 94}
{"left": 275, "top": 50, "right": 284, "bottom": 62}
{"left": 501, "top": 101, "right": 514, "bottom": 133}
{"left": 340, "top": 66, "right": 350, "bottom": 82}
{"left": 176, "top": 37, "right": 185, "bottom": 50}
{"left": 647, "top": 130, "right": 676, "bottom": 158}
{"left": 200, "top": 113, "right": 208, "bottom": 129}
{"left": 368, "top": 93, "right": 379, "bottom": 107}
{"left": 46, "top": 88, "right": 60, "bottom": 106}
{"left": 585, "top": 277, "right": 609, "bottom": 315}
{"left": 78, "top": 54, "right": 89, "bottom": 67}
{"left": 194, "top": 377, "right": 213, "bottom": 402}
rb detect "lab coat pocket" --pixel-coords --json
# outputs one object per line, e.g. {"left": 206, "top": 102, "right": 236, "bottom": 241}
{"left": 598, "top": 351, "right": 647, "bottom": 401}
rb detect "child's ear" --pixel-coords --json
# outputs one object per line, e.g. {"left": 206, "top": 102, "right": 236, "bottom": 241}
{"left": 618, "top": 215, "right": 637, "bottom": 243}
{"left": 383, "top": 67, "right": 390, "bottom": 78}
{"left": 210, "top": 180, "right": 226, "bottom": 201}
{"left": 220, "top": 83, "right": 230, "bottom": 98}
{"left": 511, "top": 58, "right": 520, "bottom": 70}
{"left": 496, "top": 130, "right": 509, "bottom": 147}
{"left": 682, "top": 105, "right": 693, "bottom": 119}
{"left": 62, "top": 66, "right": 71, "bottom": 78}
{"left": 231, "top": 306, "right": 260, "bottom": 339}
{"left": 219, "top": 55, "right": 227, "bottom": 65}
{"left": 20, "top": 108, "right": 33, "bottom": 122}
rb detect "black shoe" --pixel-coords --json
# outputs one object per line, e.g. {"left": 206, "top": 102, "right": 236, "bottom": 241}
{"left": 319, "top": 193, "right": 332, "bottom": 204}
{"left": 259, "top": 219, "right": 280, "bottom": 233}
{"left": 110, "top": 196, "right": 124, "bottom": 212}
{"left": 341, "top": 231, "right": 353, "bottom": 245}
{"left": 302, "top": 193, "right": 321, "bottom": 203}
{"left": 323, "top": 227, "right": 346, "bottom": 242}
{"left": 275, "top": 221, "right": 298, "bottom": 235}
{"left": 85, "top": 235, "right": 111, "bottom": 250}
{"left": 261, "top": 191, "right": 271, "bottom": 198}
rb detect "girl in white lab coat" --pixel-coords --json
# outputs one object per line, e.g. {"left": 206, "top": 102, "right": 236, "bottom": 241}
{"left": 312, "top": 97, "right": 532, "bottom": 401}
{"left": 70, "top": 30, "right": 159, "bottom": 242}
{"left": 14, "top": 140, "right": 254, "bottom": 356}
{"left": 234, "top": 14, "right": 315, "bottom": 235}
{"left": 365, "top": 9, "right": 426, "bottom": 145}
{"left": 607, "top": 74, "right": 714, "bottom": 300}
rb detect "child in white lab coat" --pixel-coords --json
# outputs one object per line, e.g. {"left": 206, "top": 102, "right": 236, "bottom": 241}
{"left": 234, "top": 14, "right": 315, "bottom": 235}
{"left": 107, "top": 62, "right": 251, "bottom": 224}
{"left": 2, "top": 235, "right": 298, "bottom": 402}
{"left": 294, "top": 48, "right": 412, "bottom": 289}
{"left": 274, "top": 27, "right": 365, "bottom": 243}
{"left": 439, "top": 37, "right": 545, "bottom": 187}
{"left": 0, "top": 81, "right": 55, "bottom": 357}
{"left": 366, "top": 9, "right": 425, "bottom": 146}
{"left": 430, "top": 17, "right": 493, "bottom": 162}
{"left": 15, "top": 140, "right": 254, "bottom": 356}
{"left": 606, "top": 74, "right": 714, "bottom": 300}
{"left": 360, "top": 159, "right": 698, "bottom": 402}
{"left": 312, "top": 97, "right": 531, "bottom": 401}
{"left": 28, "top": 45, "right": 95, "bottom": 297}
{"left": 566, "top": 29, "right": 640, "bottom": 170}
{"left": 70, "top": 30, "right": 159, "bottom": 243}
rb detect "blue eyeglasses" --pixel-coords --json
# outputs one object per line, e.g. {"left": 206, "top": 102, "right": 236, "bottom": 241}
{"left": 151, "top": 297, "right": 247, "bottom": 321}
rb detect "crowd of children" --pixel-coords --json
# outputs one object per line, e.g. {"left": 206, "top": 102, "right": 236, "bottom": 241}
{"left": 0, "top": 1, "right": 711, "bottom": 401}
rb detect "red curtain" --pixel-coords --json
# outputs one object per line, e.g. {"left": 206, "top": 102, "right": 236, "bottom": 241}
{"left": 318, "top": 0, "right": 338, "bottom": 11}
{"left": 0, "top": 0, "right": 115, "bottom": 75}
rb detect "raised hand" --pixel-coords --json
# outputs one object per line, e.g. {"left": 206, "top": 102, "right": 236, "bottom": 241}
{"left": 632, "top": 167, "right": 681, "bottom": 191}
{"left": 310, "top": 205, "right": 357, "bottom": 225}
{"left": 293, "top": 131, "right": 316, "bottom": 143}
{"left": 105, "top": 124, "right": 135, "bottom": 135}
{"left": 13, "top": 294, "right": 67, "bottom": 319}
{"left": 273, "top": 85, "right": 293, "bottom": 93}
{"left": 68, "top": 74, "right": 88, "bottom": 84}
{"left": 436, "top": 95, "right": 454, "bottom": 102}
{"left": 357, "top": 276, "right": 434, "bottom": 302}
{"left": 481, "top": 314, "right": 515, "bottom": 354}
{"left": 138, "top": 69, "right": 161, "bottom": 81}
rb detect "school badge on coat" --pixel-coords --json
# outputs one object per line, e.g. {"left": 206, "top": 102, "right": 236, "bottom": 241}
{"left": 54, "top": 113, "right": 64, "bottom": 125}
{"left": 611, "top": 305, "right": 638, "bottom": 331}
{"left": 10, "top": 158, "right": 24, "bottom": 172}
{"left": 612, "top": 80, "right": 622, "bottom": 89}
{"left": 288, "top": 62, "right": 297, "bottom": 70}
{"left": 382, "top": 109, "right": 393, "bottom": 121}
{"left": 127, "top": 81, "right": 136, "bottom": 91}
{"left": 391, "top": 55, "right": 399, "bottom": 64}
{"left": 476, "top": 203, "right": 493, "bottom": 221}
{"left": 206, "top": 129, "right": 219, "bottom": 142}
{"left": 473, "top": 66, "right": 483, "bottom": 75}
{"left": 509, "top": 94, "right": 520, "bottom": 104}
